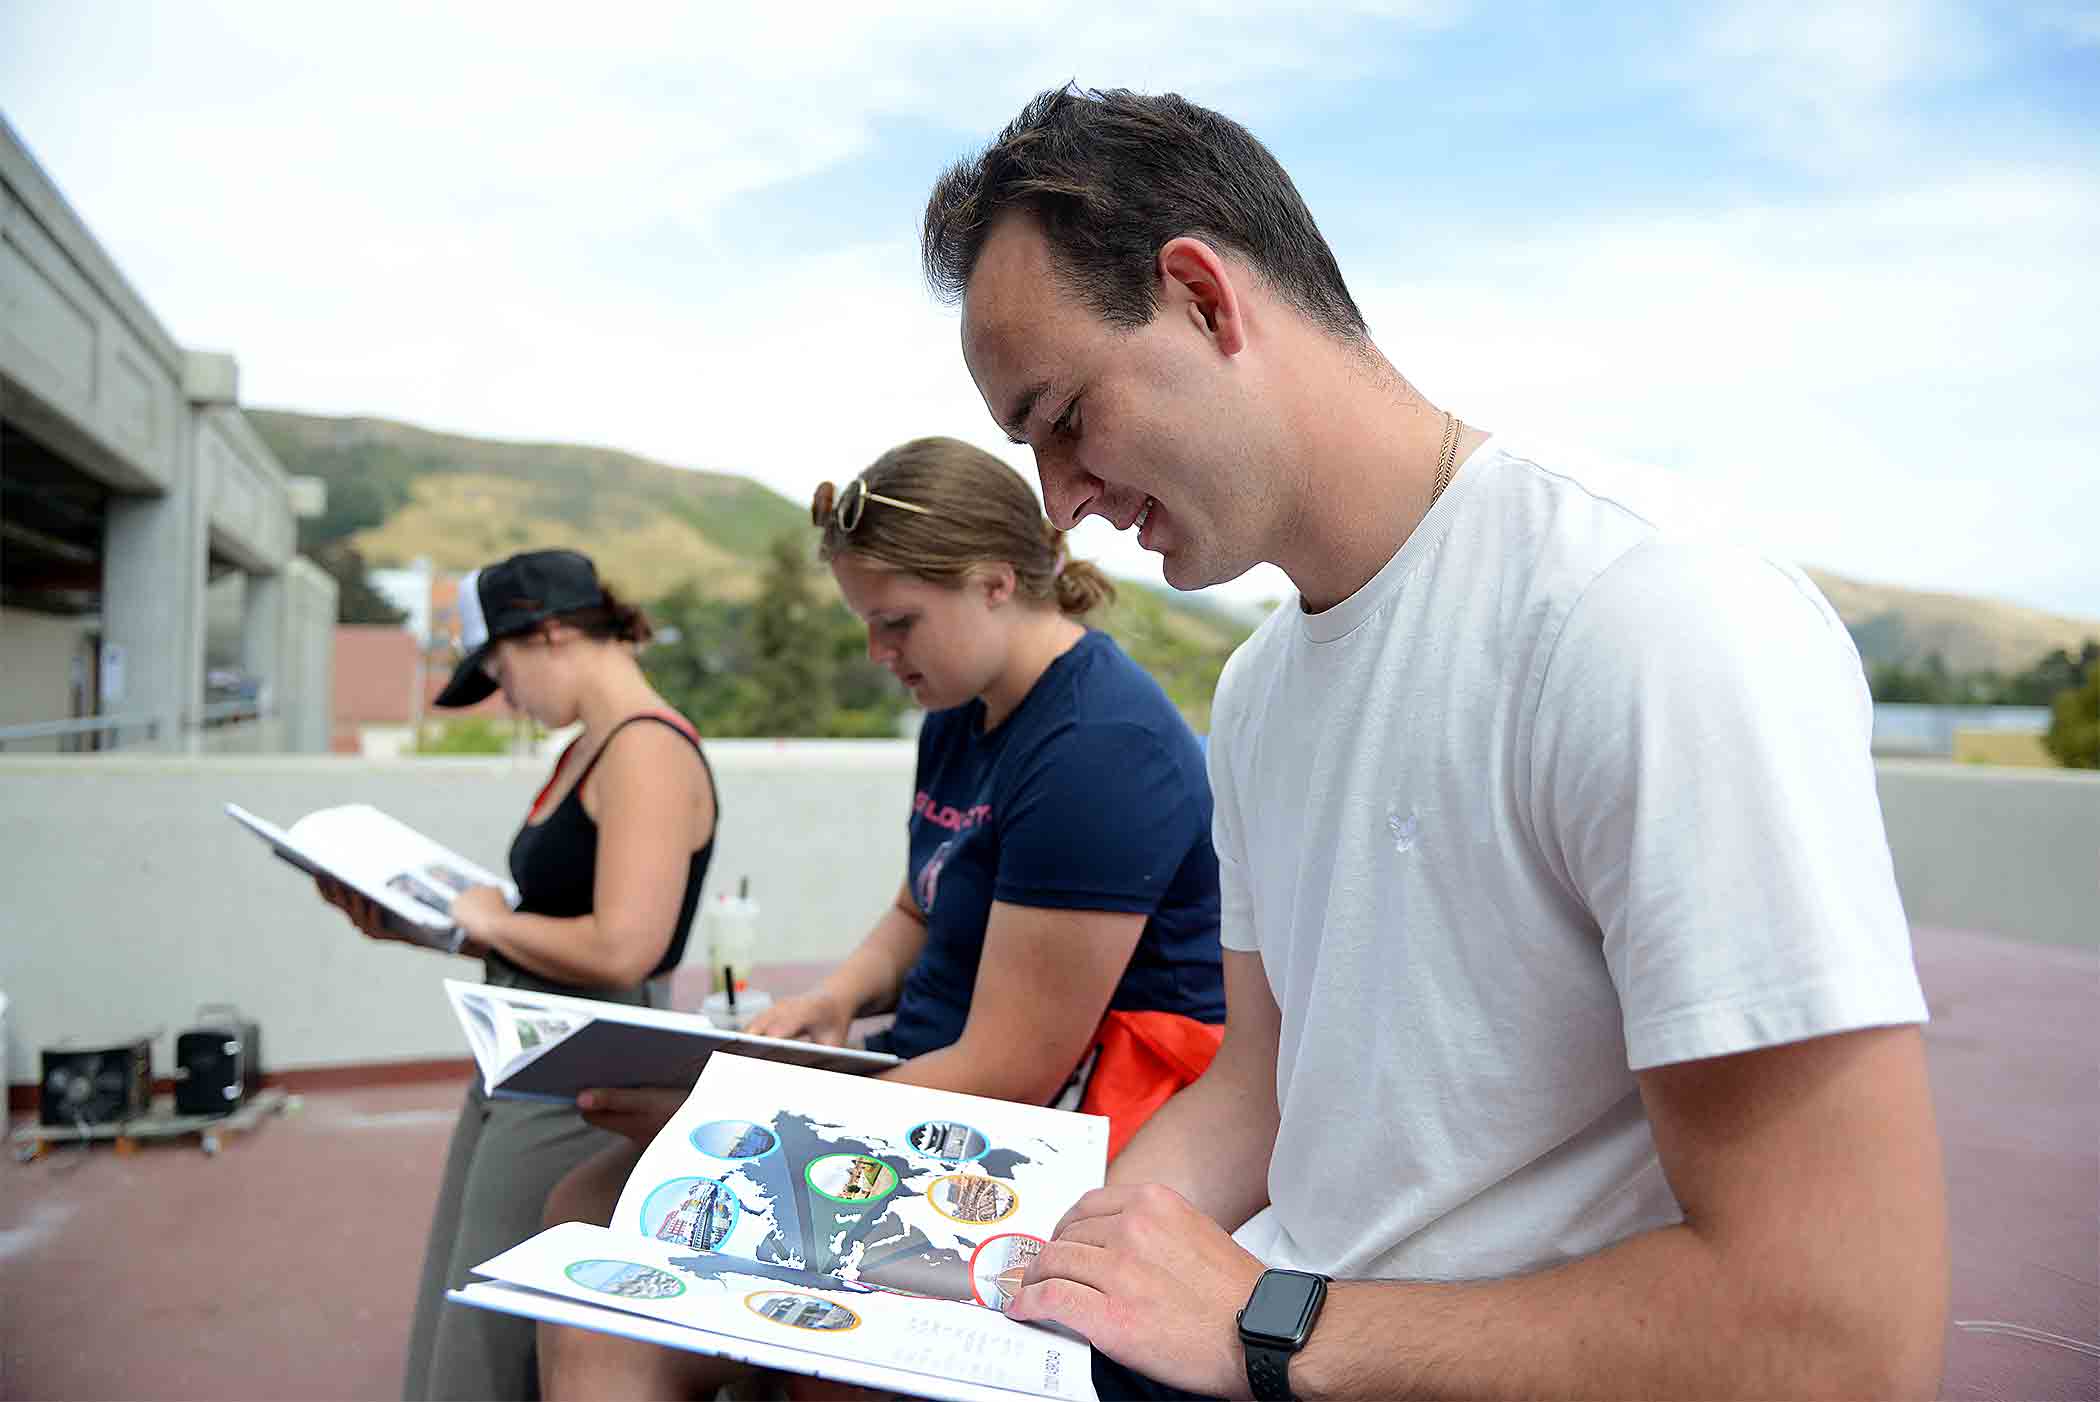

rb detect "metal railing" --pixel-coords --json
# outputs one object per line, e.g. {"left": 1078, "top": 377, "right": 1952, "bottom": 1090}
{"left": 0, "top": 713, "right": 163, "bottom": 752}
{"left": 0, "top": 703, "right": 269, "bottom": 751}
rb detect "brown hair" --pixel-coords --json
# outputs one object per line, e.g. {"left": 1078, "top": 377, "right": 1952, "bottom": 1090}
{"left": 923, "top": 84, "right": 1367, "bottom": 341}
{"left": 553, "top": 584, "right": 653, "bottom": 646}
{"left": 811, "top": 437, "right": 1115, "bottom": 617}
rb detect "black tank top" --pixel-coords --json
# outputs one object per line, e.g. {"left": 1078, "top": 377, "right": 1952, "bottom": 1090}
{"left": 505, "top": 712, "right": 717, "bottom": 981}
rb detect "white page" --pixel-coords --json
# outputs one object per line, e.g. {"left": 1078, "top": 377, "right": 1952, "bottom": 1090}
{"left": 226, "top": 800, "right": 517, "bottom": 937}
{"left": 440, "top": 980, "right": 900, "bottom": 1101}
{"left": 449, "top": 1280, "right": 1065, "bottom": 1402}
{"left": 446, "top": 983, "right": 586, "bottom": 1089}
{"left": 467, "top": 1222, "right": 1097, "bottom": 1402}
{"left": 286, "top": 803, "right": 518, "bottom": 914}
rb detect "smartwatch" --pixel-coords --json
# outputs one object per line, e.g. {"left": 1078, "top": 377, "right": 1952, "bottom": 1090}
{"left": 1236, "top": 1267, "right": 1329, "bottom": 1402}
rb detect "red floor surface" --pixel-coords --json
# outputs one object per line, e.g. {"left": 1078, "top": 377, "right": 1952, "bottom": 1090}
{"left": 1, "top": 929, "right": 2093, "bottom": 1400}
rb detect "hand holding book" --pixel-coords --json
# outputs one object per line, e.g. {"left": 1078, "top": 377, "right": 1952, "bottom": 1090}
{"left": 742, "top": 988, "right": 853, "bottom": 1046}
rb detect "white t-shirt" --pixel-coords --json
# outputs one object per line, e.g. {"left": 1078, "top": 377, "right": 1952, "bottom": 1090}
{"left": 1212, "top": 439, "right": 1926, "bottom": 1283}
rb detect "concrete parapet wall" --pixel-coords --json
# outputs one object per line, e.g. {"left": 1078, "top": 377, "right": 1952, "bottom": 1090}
{"left": 1874, "top": 760, "right": 2098, "bottom": 951}
{"left": 1, "top": 749, "right": 2090, "bottom": 1086}
{"left": 0, "top": 741, "right": 913, "bottom": 1082}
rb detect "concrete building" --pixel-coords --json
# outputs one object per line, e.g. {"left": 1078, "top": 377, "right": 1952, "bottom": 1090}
{"left": 1, "top": 112, "right": 334, "bottom": 754}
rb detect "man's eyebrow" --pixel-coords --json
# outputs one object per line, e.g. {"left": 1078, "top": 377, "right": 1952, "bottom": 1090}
{"left": 1000, "top": 379, "right": 1053, "bottom": 445}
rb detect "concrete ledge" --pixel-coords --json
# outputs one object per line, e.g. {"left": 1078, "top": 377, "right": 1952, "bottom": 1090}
{"left": 181, "top": 349, "right": 239, "bottom": 405}
{"left": 1875, "top": 760, "right": 2099, "bottom": 949}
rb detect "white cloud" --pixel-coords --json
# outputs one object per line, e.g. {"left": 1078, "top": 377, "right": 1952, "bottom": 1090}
{"left": 0, "top": 0, "right": 2089, "bottom": 618}
{"left": 1353, "top": 163, "right": 2100, "bottom": 613}
{"left": 1659, "top": 0, "right": 1989, "bottom": 163}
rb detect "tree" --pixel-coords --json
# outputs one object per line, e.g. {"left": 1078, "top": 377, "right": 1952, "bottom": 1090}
{"left": 640, "top": 582, "right": 759, "bottom": 736}
{"left": 313, "top": 541, "right": 407, "bottom": 625}
{"left": 2003, "top": 641, "right": 2100, "bottom": 707}
{"left": 743, "top": 533, "right": 836, "bottom": 737}
{"left": 2042, "top": 671, "right": 2099, "bottom": 769}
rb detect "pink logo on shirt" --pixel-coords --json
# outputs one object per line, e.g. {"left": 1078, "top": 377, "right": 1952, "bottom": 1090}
{"left": 914, "top": 791, "right": 992, "bottom": 833}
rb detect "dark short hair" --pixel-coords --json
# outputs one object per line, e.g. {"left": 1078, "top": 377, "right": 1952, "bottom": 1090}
{"left": 923, "top": 84, "right": 1367, "bottom": 340}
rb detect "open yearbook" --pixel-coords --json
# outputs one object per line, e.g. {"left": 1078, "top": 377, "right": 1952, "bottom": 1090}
{"left": 445, "top": 980, "right": 898, "bottom": 1102}
{"left": 225, "top": 801, "right": 518, "bottom": 950}
{"left": 450, "top": 1054, "right": 1109, "bottom": 1402}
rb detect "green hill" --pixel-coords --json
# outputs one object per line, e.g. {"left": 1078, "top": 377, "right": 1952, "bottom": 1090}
{"left": 1803, "top": 568, "right": 2096, "bottom": 676}
{"left": 250, "top": 409, "right": 808, "bottom": 602}
{"left": 251, "top": 408, "right": 1255, "bottom": 726}
{"left": 252, "top": 408, "right": 2093, "bottom": 722}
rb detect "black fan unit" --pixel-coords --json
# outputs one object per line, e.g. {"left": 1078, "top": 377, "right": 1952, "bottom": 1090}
{"left": 39, "top": 1038, "right": 154, "bottom": 1128}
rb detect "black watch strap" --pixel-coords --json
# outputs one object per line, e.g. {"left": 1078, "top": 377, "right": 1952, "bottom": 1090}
{"left": 1245, "top": 1339, "right": 1297, "bottom": 1402}
{"left": 1238, "top": 1269, "right": 1329, "bottom": 1402}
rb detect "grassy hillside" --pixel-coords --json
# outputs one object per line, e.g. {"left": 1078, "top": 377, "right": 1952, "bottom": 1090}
{"left": 249, "top": 409, "right": 808, "bottom": 601}
{"left": 253, "top": 409, "right": 2094, "bottom": 697}
{"left": 1804, "top": 568, "right": 2096, "bottom": 675}
{"left": 252, "top": 409, "right": 1258, "bottom": 724}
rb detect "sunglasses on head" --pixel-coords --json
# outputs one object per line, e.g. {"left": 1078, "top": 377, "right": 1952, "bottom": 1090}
{"left": 830, "top": 477, "right": 934, "bottom": 533}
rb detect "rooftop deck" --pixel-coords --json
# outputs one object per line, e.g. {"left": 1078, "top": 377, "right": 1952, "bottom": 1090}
{"left": 2, "top": 927, "right": 2092, "bottom": 1400}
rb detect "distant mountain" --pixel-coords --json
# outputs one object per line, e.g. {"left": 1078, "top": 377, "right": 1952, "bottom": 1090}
{"left": 251, "top": 409, "right": 2093, "bottom": 685}
{"left": 249, "top": 409, "right": 1257, "bottom": 724}
{"left": 1805, "top": 569, "right": 2097, "bottom": 676}
{"left": 249, "top": 409, "right": 807, "bottom": 603}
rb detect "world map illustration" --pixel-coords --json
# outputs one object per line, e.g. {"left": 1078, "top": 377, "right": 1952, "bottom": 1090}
{"left": 627, "top": 1108, "right": 1063, "bottom": 1309}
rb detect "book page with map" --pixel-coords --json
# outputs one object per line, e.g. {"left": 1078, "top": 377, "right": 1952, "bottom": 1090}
{"left": 452, "top": 1054, "right": 1109, "bottom": 1402}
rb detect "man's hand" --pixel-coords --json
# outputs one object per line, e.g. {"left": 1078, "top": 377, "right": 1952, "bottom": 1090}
{"left": 744, "top": 988, "right": 853, "bottom": 1046}
{"left": 575, "top": 1086, "right": 689, "bottom": 1146}
{"left": 1006, "top": 1183, "right": 1266, "bottom": 1398}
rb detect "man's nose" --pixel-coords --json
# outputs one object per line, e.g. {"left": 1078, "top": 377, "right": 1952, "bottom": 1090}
{"left": 866, "top": 630, "right": 892, "bottom": 665}
{"left": 1033, "top": 447, "right": 1098, "bottom": 531}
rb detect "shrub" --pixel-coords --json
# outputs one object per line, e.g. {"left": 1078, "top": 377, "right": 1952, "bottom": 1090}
{"left": 415, "top": 715, "right": 518, "bottom": 755}
{"left": 2041, "top": 673, "right": 2099, "bottom": 769}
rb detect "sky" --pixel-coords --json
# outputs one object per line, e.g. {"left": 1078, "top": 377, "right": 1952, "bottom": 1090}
{"left": 2, "top": 0, "right": 2095, "bottom": 618}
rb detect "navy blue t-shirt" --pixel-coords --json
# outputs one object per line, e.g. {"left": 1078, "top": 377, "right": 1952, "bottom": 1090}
{"left": 871, "top": 629, "right": 1226, "bottom": 1062}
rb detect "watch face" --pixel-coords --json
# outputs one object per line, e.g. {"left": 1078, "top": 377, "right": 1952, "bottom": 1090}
{"left": 1240, "top": 1270, "right": 1325, "bottom": 1347}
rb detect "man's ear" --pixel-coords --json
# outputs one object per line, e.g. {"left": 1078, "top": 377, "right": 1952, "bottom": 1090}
{"left": 1158, "top": 237, "right": 1248, "bottom": 357}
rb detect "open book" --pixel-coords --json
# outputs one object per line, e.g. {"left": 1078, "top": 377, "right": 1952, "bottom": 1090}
{"left": 446, "top": 980, "right": 898, "bottom": 1102}
{"left": 226, "top": 801, "right": 519, "bottom": 950}
{"left": 451, "top": 1054, "right": 1108, "bottom": 1402}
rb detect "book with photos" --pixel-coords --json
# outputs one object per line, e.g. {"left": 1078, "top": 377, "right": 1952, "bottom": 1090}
{"left": 450, "top": 1054, "right": 1109, "bottom": 1402}
{"left": 444, "top": 980, "right": 899, "bottom": 1102}
{"left": 225, "top": 801, "right": 519, "bottom": 950}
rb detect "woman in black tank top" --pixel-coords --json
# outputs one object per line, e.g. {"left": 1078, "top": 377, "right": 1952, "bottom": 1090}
{"left": 315, "top": 549, "right": 718, "bottom": 1402}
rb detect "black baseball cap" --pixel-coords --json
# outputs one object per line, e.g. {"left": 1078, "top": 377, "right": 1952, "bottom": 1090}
{"left": 433, "top": 549, "right": 606, "bottom": 708}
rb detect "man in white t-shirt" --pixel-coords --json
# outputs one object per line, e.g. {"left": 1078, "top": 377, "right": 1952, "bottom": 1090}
{"left": 924, "top": 86, "right": 1947, "bottom": 1399}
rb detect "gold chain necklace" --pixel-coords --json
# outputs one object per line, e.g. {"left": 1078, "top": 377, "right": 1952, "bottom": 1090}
{"left": 1430, "top": 409, "right": 1463, "bottom": 511}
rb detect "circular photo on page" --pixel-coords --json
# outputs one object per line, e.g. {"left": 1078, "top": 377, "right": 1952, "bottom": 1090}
{"left": 805, "top": 1153, "right": 898, "bottom": 1205}
{"left": 905, "top": 1119, "right": 990, "bottom": 1164}
{"left": 968, "top": 1232, "right": 1046, "bottom": 1312}
{"left": 744, "top": 1290, "right": 862, "bottom": 1332}
{"left": 690, "top": 1119, "right": 779, "bottom": 1161}
{"left": 564, "top": 1259, "right": 686, "bottom": 1300}
{"left": 927, "top": 1173, "right": 1019, "bottom": 1225}
{"left": 640, "top": 1176, "right": 743, "bottom": 1251}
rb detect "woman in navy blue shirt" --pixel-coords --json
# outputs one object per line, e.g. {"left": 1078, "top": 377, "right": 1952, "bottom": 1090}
{"left": 747, "top": 435, "right": 1225, "bottom": 1096}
